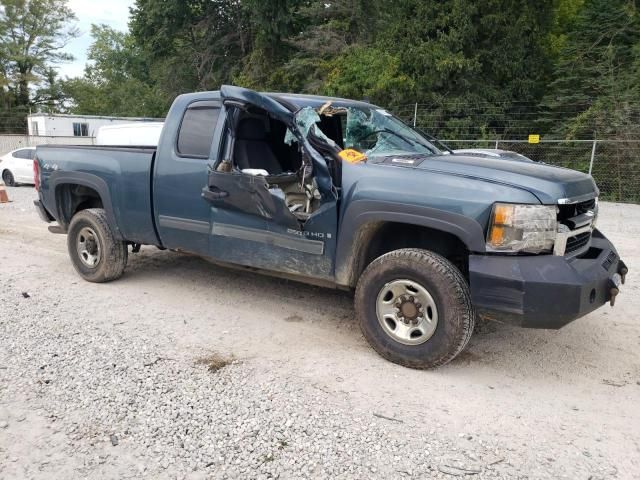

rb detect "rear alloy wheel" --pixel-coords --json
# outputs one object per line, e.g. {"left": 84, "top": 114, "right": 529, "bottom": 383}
{"left": 67, "top": 208, "right": 128, "bottom": 283}
{"left": 355, "top": 248, "right": 475, "bottom": 369}
{"left": 76, "top": 227, "right": 102, "bottom": 268}
{"left": 2, "top": 170, "right": 15, "bottom": 187}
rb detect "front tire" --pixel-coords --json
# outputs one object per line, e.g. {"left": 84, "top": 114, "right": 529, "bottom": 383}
{"left": 67, "top": 209, "right": 128, "bottom": 283}
{"left": 355, "top": 249, "right": 474, "bottom": 369}
{"left": 2, "top": 170, "right": 15, "bottom": 187}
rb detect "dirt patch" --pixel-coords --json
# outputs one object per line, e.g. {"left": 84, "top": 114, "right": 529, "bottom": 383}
{"left": 195, "top": 353, "right": 234, "bottom": 372}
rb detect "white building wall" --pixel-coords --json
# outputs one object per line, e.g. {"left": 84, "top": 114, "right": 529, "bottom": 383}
{"left": 0, "top": 135, "right": 95, "bottom": 156}
{"left": 27, "top": 115, "right": 162, "bottom": 138}
{"left": 28, "top": 117, "right": 47, "bottom": 136}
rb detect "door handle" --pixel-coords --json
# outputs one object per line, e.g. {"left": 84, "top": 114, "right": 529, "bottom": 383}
{"left": 202, "top": 187, "right": 229, "bottom": 201}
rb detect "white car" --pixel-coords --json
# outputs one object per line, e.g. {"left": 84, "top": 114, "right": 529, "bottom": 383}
{"left": 0, "top": 147, "right": 36, "bottom": 186}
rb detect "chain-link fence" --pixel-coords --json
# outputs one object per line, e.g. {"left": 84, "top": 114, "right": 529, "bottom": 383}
{"left": 3, "top": 107, "right": 640, "bottom": 203}
{"left": 434, "top": 139, "right": 640, "bottom": 203}
{"left": 392, "top": 103, "right": 640, "bottom": 203}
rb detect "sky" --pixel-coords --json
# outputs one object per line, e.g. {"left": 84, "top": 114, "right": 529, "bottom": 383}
{"left": 57, "top": 0, "right": 135, "bottom": 79}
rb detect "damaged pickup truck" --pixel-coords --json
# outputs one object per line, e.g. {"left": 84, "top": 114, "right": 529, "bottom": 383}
{"left": 33, "top": 86, "right": 629, "bottom": 369}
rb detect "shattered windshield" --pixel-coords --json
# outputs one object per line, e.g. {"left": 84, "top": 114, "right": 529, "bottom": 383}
{"left": 343, "top": 108, "right": 439, "bottom": 156}
{"left": 287, "top": 105, "right": 439, "bottom": 157}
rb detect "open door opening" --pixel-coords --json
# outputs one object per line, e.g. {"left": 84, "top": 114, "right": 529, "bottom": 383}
{"left": 207, "top": 97, "right": 331, "bottom": 229}
{"left": 204, "top": 86, "right": 347, "bottom": 280}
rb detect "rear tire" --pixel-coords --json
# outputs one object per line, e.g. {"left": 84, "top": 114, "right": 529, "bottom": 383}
{"left": 2, "top": 170, "right": 15, "bottom": 187}
{"left": 355, "top": 248, "right": 474, "bottom": 369}
{"left": 67, "top": 209, "right": 128, "bottom": 283}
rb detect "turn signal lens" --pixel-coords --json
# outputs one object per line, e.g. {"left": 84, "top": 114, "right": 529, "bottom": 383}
{"left": 488, "top": 225, "right": 505, "bottom": 246}
{"left": 492, "top": 204, "right": 514, "bottom": 226}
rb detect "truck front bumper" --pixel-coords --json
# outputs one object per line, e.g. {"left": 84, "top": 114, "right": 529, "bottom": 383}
{"left": 469, "top": 230, "right": 628, "bottom": 329}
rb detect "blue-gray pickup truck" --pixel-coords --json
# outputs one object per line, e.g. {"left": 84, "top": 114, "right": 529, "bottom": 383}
{"left": 33, "top": 86, "right": 628, "bottom": 369}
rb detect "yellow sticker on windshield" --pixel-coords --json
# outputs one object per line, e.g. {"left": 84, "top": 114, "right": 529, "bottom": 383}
{"left": 339, "top": 149, "right": 367, "bottom": 164}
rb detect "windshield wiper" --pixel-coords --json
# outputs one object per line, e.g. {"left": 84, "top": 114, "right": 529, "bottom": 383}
{"left": 415, "top": 128, "right": 454, "bottom": 154}
{"left": 372, "top": 128, "right": 439, "bottom": 155}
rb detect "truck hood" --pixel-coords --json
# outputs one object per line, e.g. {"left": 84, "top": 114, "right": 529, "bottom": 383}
{"left": 369, "top": 152, "right": 598, "bottom": 204}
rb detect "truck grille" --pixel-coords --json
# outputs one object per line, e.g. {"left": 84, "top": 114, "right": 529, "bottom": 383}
{"left": 557, "top": 197, "right": 597, "bottom": 256}
{"left": 565, "top": 231, "right": 591, "bottom": 254}
{"left": 558, "top": 198, "right": 597, "bottom": 222}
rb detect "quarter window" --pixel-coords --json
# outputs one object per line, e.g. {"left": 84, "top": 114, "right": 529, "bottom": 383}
{"left": 177, "top": 103, "right": 221, "bottom": 158}
{"left": 73, "top": 122, "right": 89, "bottom": 137}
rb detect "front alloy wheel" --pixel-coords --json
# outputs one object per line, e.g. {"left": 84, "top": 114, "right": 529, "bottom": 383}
{"left": 355, "top": 249, "right": 475, "bottom": 369}
{"left": 376, "top": 279, "right": 438, "bottom": 345}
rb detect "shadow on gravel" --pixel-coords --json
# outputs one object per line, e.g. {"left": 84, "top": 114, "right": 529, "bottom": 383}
{"left": 120, "top": 248, "right": 618, "bottom": 379}
{"left": 122, "top": 248, "right": 354, "bottom": 317}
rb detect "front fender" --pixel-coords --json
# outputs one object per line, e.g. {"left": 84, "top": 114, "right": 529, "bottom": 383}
{"left": 334, "top": 200, "right": 487, "bottom": 287}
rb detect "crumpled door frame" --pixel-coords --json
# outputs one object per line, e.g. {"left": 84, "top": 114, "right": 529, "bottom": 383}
{"left": 213, "top": 86, "right": 339, "bottom": 229}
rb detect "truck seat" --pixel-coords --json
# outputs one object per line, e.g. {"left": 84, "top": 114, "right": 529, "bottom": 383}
{"left": 234, "top": 118, "right": 283, "bottom": 175}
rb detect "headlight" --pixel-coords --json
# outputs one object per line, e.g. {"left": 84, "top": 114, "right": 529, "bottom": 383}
{"left": 486, "top": 203, "right": 558, "bottom": 254}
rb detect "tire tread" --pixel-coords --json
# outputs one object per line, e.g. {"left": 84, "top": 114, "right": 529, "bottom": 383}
{"left": 355, "top": 248, "right": 475, "bottom": 369}
{"left": 67, "top": 208, "right": 127, "bottom": 283}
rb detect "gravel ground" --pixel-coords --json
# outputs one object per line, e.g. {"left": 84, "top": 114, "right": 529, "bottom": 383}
{"left": 1, "top": 185, "right": 639, "bottom": 479}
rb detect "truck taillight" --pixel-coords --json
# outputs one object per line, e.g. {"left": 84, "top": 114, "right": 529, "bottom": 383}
{"left": 33, "top": 159, "right": 40, "bottom": 191}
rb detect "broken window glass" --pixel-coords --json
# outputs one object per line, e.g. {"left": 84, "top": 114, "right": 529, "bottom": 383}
{"left": 289, "top": 104, "right": 439, "bottom": 159}
{"left": 343, "top": 107, "right": 439, "bottom": 157}
{"left": 285, "top": 107, "right": 336, "bottom": 148}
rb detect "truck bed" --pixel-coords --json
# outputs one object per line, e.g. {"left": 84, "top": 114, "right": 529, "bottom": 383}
{"left": 36, "top": 144, "right": 160, "bottom": 246}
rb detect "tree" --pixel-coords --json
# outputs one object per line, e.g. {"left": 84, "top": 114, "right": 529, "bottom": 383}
{"left": 231, "top": 0, "right": 303, "bottom": 89}
{"left": 0, "top": 0, "right": 78, "bottom": 107}
{"left": 544, "top": 0, "right": 640, "bottom": 201}
{"left": 62, "top": 25, "right": 167, "bottom": 117}
{"left": 269, "top": 0, "right": 383, "bottom": 94}
{"left": 545, "top": 0, "right": 640, "bottom": 138}
{"left": 130, "top": 0, "right": 252, "bottom": 98}
{"left": 364, "top": 0, "right": 555, "bottom": 138}
{"left": 33, "top": 67, "right": 65, "bottom": 113}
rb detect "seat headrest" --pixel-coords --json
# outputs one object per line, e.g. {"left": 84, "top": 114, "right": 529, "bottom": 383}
{"left": 237, "top": 118, "right": 268, "bottom": 141}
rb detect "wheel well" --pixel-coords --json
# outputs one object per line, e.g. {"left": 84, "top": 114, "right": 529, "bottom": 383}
{"left": 56, "top": 184, "right": 104, "bottom": 227}
{"left": 352, "top": 222, "right": 470, "bottom": 285}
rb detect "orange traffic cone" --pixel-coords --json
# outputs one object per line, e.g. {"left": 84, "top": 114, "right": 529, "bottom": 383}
{"left": 0, "top": 180, "right": 9, "bottom": 203}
